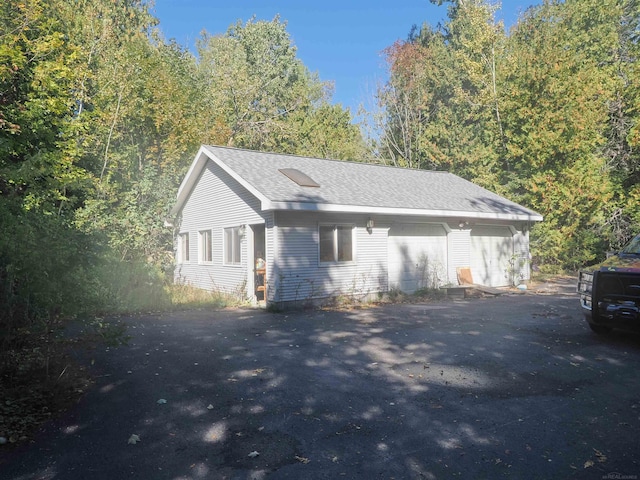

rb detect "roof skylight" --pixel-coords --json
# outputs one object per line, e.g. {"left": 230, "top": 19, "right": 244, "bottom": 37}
{"left": 278, "top": 168, "right": 320, "bottom": 187}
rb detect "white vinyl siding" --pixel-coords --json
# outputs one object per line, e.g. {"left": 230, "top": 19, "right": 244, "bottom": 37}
{"left": 272, "top": 212, "right": 386, "bottom": 303}
{"left": 176, "top": 161, "right": 265, "bottom": 294}
{"left": 387, "top": 223, "right": 448, "bottom": 293}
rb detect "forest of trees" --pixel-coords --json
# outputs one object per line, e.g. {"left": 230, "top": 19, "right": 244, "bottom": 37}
{"left": 1, "top": 0, "right": 639, "bottom": 341}
{"left": 375, "top": 0, "right": 640, "bottom": 271}
{"left": 0, "top": 0, "right": 365, "bottom": 335}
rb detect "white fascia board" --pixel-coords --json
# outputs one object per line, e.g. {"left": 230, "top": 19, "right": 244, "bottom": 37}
{"left": 176, "top": 146, "right": 209, "bottom": 198}
{"left": 266, "top": 201, "right": 543, "bottom": 222}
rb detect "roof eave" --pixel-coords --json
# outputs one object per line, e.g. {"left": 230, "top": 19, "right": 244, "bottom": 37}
{"left": 266, "top": 201, "right": 543, "bottom": 222}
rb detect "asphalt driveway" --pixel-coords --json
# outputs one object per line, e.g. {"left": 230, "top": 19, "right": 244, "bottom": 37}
{"left": 2, "top": 280, "right": 640, "bottom": 480}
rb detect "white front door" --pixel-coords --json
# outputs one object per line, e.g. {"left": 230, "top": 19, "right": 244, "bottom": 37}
{"left": 388, "top": 224, "right": 447, "bottom": 293}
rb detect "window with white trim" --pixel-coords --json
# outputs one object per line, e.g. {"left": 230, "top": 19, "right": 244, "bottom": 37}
{"left": 319, "top": 225, "right": 353, "bottom": 263}
{"left": 179, "top": 232, "right": 190, "bottom": 263}
{"left": 224, "top": 226, "right": 242, "bottom": 265}
{"left": 199, "top": 230, "right": 212, "bottom": 263}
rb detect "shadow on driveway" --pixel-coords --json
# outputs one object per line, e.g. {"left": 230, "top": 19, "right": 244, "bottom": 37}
{"left": 2, "top": 290, "right": 640, "bottom": 479}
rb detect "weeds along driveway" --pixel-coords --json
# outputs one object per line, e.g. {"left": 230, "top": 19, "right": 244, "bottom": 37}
{"left": 2, "top": 287, "right": 640, "bottom": 480}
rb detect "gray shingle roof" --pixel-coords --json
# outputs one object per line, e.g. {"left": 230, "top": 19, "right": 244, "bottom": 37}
{"left": 173, "top": 145, "right": 542, "bottom": 221}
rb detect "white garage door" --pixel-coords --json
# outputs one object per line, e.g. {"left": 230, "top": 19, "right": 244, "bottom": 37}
{"left": 388, "top": 224, "right": 447, "bottom": 293}
{"left": 470, "top": 226, "right": 513, "bottom": 287}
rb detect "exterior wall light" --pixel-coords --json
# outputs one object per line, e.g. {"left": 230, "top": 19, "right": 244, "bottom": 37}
{"left": 366, "top": 218, "right": 374, "bottom": 233}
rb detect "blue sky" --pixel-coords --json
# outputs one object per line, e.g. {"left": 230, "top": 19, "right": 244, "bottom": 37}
{"left": 151, "top": 1, "right": 540, "bottom": 114}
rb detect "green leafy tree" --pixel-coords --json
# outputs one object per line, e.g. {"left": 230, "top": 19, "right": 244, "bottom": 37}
{"left": 502, "top": 0, "right": 629, "bottom": 269}
{"left": 195, "top": 16, "right": 364, "bottom": 157}
{"left": 376, "top": 1, "right": 507, "bottom": 187}
{"left": 375, "top": 0, "right": 640, "bottom": 271}
{"left": 599, "top": 0, "right": 640, "bottom": 248}
{"left": 0, "top": 0, "right": 100, "bottom": 358}
{"left": 196, "top": 17, "right": 320, "bottom": 150}
{"left": 55, "top": 0, "right": 201, "bottom": 267}
{"left": 287, "top": 102, "right": 366, "bottom": 160}
{"left": 376, "top": 32, "right": 453, "bottom": 169}
{"left": 0, "top": 0, "right": 89, "bottom": 215}
{"left": 440, "top": 0, "right": 507, "bottom": 185}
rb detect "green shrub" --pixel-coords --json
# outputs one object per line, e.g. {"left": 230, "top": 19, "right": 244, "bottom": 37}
{"left": 90, "top": 255, "right": 171, "bottom": 314}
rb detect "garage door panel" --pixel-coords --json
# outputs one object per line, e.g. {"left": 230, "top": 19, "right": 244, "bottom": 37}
{"left": 388, "top": 224, "right": 447, "bottom": 293}
{"left": 471, "top": 226, "right": 513, "bottom": 287}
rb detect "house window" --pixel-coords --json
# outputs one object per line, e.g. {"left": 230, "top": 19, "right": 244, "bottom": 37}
{"left": 179, "top": 232, "right": 190, "bottom": 263}
{"left": 319, "top": 225, "right": 353, "bottom": 263}
{"left": 224, "top": 226, "right": 242, "bottom": 265}
{"left": 199, "top": 230, "right": 212, "bottom": 263}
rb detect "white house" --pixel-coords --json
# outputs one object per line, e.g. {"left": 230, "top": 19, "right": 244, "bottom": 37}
{"left": 169, "top": 145, "right": 542, "bottom": 307}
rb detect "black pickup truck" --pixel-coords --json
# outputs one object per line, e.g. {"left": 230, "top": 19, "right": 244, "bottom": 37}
{"left": 577, "top": 234, "right": 640, "bottom": 334}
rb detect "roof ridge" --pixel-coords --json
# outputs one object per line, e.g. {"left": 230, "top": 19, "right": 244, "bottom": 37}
{"left": 204, "top": 144, "right": 450, "bottom": 175}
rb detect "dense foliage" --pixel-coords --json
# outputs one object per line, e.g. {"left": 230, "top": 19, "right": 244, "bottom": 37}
{"left": 375, "top": 0, "right": 640, "bottom": 271}
{"left": 0, "top": 3, "right": 364, "bottom": 308}
{"left": 0, "top": 0, "right": 365, "bottom": 417}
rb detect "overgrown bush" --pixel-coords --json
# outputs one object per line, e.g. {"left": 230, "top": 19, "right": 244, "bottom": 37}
{"left": 91, "top": 254, "right": 171, "bottom": 314}
{"left": 0, "top": 205, "right": 98, "bottom": 365}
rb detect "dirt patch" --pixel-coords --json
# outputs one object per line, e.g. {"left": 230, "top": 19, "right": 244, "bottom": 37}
{"left": 0, "top": 337, "right": 93, "bottom": 447}
{"left": 526, "top": 274, "right": 577, "bottom": 295}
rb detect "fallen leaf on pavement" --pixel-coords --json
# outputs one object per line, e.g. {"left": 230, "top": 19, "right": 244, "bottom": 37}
{"left": 248, "top": 451, "right": 260, "bottom": 458}
{"left": 157, "top": 399, "right": 167, "bottom": 404}
{"left": 593, "top": 448, "right": 607, "bottom": 463}
{"left": 584, "top": 460, "right": 594, "bottom": 468}
{"left": 128, "top": 434, "right": 141, "bottom": 445}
